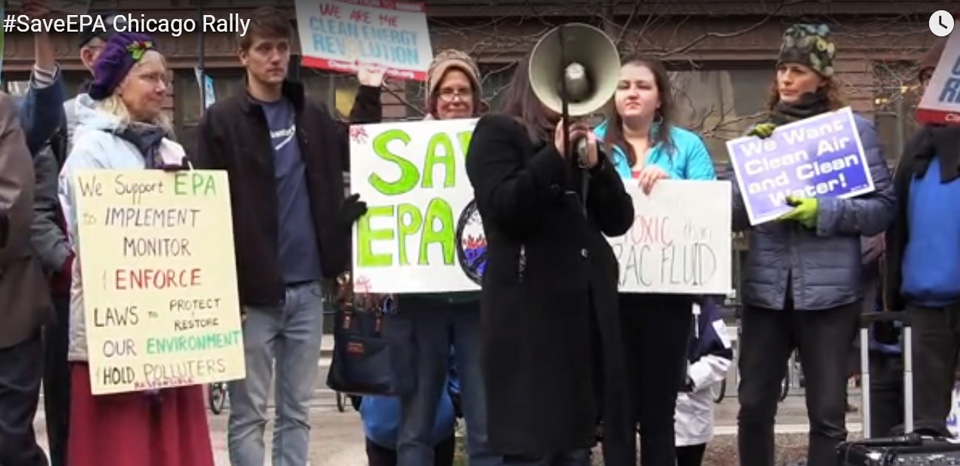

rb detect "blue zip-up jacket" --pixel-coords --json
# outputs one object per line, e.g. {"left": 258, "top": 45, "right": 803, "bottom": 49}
{"left": 593, "top": 120, "right": 717, "bottom": 181}
{"left": 360, "top": 349, "right": 459, "bottom": 448}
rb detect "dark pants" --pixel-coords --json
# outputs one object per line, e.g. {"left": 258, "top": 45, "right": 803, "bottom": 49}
{"left": 366, "top": 434, "right": 456, "bottom": 466}
{"left": 677, "top": 444, "right": 707, "bottom": 466}
{"left": 905, "top": 303, "right": 960, "bottom": 433}
{"left": 43, "top": 293, "right": 71, "bottom": 466}
{"left": 0, "top": 332, "right": 47, "bottom": 466}
{"left": 737, "top": 300, "right": 859, "bottom": 466}
{"left": 620, "top": 294, "right": 694, "bottom": 466}
{"left": 502, "top": 450, "right": 591, "bottom": 466}
{"left": 867, "top": 352, "right": 904, "bottom": 437}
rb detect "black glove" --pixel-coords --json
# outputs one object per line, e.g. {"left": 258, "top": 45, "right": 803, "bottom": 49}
{"left": 339, "top": 193, "right": 368, "bottom": 229}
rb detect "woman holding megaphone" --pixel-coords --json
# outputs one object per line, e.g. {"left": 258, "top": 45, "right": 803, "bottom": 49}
{"left": 465, "top": 48, "right": 635, "bottom": 465}
{"left": 732, "top": 24, "right": 895, "bottom": 466}
{"left": 593, "top": 54, "right": 719, "bottom": 466}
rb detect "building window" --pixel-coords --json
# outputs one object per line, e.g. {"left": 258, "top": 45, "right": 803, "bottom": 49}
{"left": 174, "top": 68, "right": 246, "bottom": 156}
{"left": 873, "top": 61, "right": 920, "bottom": 163}
{"left": 666, "top": 63, "right": 774, "bottom": 169}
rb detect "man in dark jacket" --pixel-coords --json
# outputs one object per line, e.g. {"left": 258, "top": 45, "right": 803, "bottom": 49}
{"left": 191, "top": 7, "right": 384, "bottom": 465}
{"left": 885, "top": 35, "right": 960, "bottom": 435}
{"left": 0, "top": 90, "right": 52, "bottom": 466}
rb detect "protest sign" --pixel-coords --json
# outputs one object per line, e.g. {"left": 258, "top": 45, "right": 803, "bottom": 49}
{"left": 294, "top": 0, "right": 433, "bottom": 81}
{"left": 918, "top": 31, "right": 960, "bottom": 125}
{"left": 609, "top": 180, "right": 733, "bottom": 295}
{"left": 350, "top": 119, "right": 733, "bottom": 296}
{"left": 350, "top": 118, "right": 480, "bottom": 294}
{"left": 72, "top": 170, "right": 245, "bottom": 395}
{"left": 726, "top": 107, "right": 874, "bottom": 225}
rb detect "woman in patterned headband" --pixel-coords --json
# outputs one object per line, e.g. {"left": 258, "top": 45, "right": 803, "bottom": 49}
{"left": 732, "top": 23, "right": 895, "bottom": 466}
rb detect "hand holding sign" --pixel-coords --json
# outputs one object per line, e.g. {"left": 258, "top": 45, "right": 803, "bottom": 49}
{"left": 777, "top": 196, "right": 819, "bottom": 228}
{"left": 356, "top": 61, "right": 388, "bottom": 88}
{"left": 637, "top": 165, "right": 669, "bottom": 195}
{"left": 747, "top": 123, "right": 778, "bottom": 139}
{"left": 726, "top": 107, "right": 874, "bottom": 225}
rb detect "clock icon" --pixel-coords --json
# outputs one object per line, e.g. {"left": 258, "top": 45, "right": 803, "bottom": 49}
{"left": 930, "top": 10, "right": 955, "bottom": 37}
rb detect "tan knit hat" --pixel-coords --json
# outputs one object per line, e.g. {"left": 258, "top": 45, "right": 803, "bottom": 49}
{"left": 425, "top": 49, "right": 485, "bottom": 117}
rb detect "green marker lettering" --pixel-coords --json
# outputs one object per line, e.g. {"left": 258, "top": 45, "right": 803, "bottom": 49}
{"left": 422, "top": 132, "right": 456, "bottom": 188}
{"left": 457, "top": 130, "right": 473, "bottom": 159}
{"left": 396, "top": 204, "right": 422, "bottom": 265}
{"left": 370, "top": 129, "right": 419, "bottom": 195}
{"left": 419, "top": 198, "right": 455, "bottom": 265}
{"left": 357, "top": 205, "right": 395, "bottom": 267}
{"left": 173, "top": 172, "right": 216, "bottom": 196}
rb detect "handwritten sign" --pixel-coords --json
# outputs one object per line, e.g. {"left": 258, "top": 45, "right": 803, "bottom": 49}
{"left": 610, "top": 180, "right": 733, "bottom": 295}
{"left": 726, "top": 107, "right": 874, "bottom": 225}
{"left": 294, "top": 0, "right": 433, "bottom": 81}
{"left": 350, "top": 119, "right": 733, "bottom": 296}
{"left": 918, "top": 31, "right": 960, "bottom": 125}
{"left": 351, "top": 118, "right": 480, "bottom": 293}
{"left": 72, "top": 170, "right": 245, "bottom": 395}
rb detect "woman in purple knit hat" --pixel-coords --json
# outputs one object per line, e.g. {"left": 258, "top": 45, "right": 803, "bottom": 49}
{"left": 57, "top": 32, "right": 214, "bottom": 466}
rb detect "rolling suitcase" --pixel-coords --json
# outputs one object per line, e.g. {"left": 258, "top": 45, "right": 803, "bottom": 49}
{"left": 836, "top": 312, "right": 960, "bottom": 465}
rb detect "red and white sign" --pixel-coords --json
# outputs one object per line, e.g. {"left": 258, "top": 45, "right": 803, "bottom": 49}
{"left": 917, "top": 31, "right": 960, "bottom": 124}
{"left": 294, "top": 0, "right": 433, "bottom": 81}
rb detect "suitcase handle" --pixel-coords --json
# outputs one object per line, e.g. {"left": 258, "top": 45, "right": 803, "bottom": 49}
{"left": 860, "top": 311, "right": 912, "bottom": 328}
{"left": 860, "top": 312, "right": 913, "bottom": 439}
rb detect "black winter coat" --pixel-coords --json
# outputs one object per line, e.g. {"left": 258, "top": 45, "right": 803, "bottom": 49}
{"left": 465, "top": 114, "right": 635, "bottom": 464}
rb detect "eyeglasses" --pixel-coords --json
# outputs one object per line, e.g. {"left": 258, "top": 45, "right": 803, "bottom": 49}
{"left": 437, "top": 89, "right": 472, "bottom": 102}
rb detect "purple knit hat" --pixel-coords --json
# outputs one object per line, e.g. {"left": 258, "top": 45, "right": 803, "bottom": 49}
{"left": 89, "top": 32, "right": 158, "bottom": 101}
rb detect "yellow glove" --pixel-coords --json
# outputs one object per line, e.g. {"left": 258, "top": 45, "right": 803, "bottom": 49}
{"left": 747, "top": 123, "right": 777, "bottom": 139}
{"left": 778, "top": 196, "right": 819, "bottom": 229}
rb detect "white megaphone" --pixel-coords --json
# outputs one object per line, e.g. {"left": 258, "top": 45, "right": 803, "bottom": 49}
{"left": 529, "top": 23, "right": 621, "bottom": 164}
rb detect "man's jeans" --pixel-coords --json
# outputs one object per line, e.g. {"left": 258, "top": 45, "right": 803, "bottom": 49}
{"left": 0, "top": 332, "right": 47, "bottom": 466}
{"left": 396, "top": 297, "right": 500, "bottom": 466}
{"left": 228, "top": 281, "right": 325, "bottom": 466}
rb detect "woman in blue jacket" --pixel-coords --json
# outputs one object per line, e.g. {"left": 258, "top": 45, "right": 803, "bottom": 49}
{"left": 733, "top": 25, "right": 894, "bottom": 466}
{"left": 593, "top": 54, "right": 717, "bottom": 466}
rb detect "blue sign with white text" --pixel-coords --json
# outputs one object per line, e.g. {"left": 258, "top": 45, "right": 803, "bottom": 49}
{"left": 725, "top": 107, "right": 875, "bottom": 225}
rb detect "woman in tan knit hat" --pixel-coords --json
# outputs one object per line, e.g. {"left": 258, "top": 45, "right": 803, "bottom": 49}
{"left": 389, "top": 49, "right": 500, "bottom": 466}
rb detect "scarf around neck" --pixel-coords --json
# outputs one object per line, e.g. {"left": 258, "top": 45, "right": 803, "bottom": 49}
{"left": 769, "top": 89, "right": 831, "bottom": 126}
{"left": 115, "top": 122, "right": 169, "bottom": 169}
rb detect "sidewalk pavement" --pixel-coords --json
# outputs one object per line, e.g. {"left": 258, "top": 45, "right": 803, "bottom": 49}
{"left": 32, "top": 336, "right": 860, "bottom": 465}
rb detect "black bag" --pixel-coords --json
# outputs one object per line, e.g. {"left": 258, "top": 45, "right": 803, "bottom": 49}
{"left": 836, "top": 312, "right": 960, "bottom": 465}
{"left": 325, "top": 300, "right": 416, "bottom": 397}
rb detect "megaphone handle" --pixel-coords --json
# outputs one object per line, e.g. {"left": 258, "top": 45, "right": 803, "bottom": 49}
{"left": 576, "top": 138, "right": 589, "bottom": 168}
